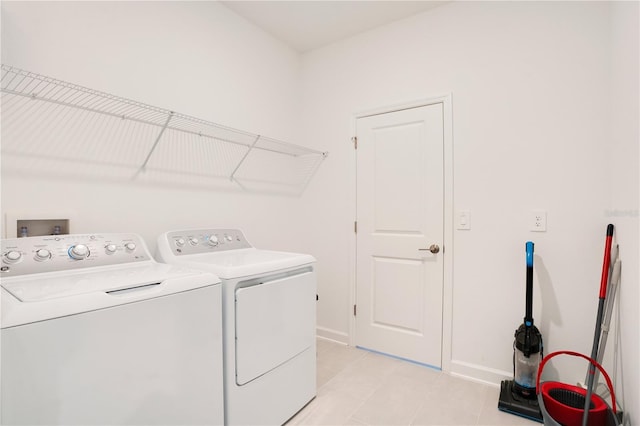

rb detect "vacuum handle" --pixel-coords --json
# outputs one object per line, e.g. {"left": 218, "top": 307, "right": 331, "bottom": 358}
{"left": 526, "top": 241, "right": 534, "bottom": 268}
{"left": 524, "top": 241, "right": 534, "bottom": 326}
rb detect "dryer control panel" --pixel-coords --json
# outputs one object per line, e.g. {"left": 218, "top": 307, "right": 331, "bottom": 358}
{"left": 164, "top": 229, "right": 252, "bottom": 256}
{"left": 1, "top": 233, "right": 151, "bottom": 277}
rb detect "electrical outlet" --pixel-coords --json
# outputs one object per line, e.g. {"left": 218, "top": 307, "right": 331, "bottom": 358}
{"left": 530, "top": 210, "right": 547, "bottom": 232}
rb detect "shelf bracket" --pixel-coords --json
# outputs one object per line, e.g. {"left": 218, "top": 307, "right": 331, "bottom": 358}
{"left": 230, "top": 135, "right": 261, "bottom": 181}
{"left": 139, "top": 111, "right": 174, "bottom": 171}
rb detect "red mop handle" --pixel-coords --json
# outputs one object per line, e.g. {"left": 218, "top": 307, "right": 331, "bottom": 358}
{"left": 599, "top": 224, "right": 614, "bottom": 299}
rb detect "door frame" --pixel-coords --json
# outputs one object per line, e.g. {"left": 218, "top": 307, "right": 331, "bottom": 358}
{"left": 348, "top": 94, "right": 453, "bottom": 373}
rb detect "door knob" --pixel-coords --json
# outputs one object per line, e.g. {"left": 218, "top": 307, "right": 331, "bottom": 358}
{"left": 419, "top": 244, "right": 440, "bottom": 254}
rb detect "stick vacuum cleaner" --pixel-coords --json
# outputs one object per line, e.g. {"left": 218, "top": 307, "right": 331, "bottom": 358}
{"left": 498, "top": 241, "right": 544, "bottom": 422}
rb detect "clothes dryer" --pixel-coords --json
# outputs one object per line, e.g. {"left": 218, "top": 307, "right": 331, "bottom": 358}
{"left": 156, "top": 229, "right": 316, "bottom": 425}
{"left": 1, "top": 233, "right": 224, "bottom": 425}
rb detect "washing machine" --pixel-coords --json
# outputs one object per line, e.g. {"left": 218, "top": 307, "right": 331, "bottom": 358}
{"left": 156, "top": 228, "right": 316, "bottom": 426}
{"left": 1, "top": 233, "right": 224, "bottom": 425}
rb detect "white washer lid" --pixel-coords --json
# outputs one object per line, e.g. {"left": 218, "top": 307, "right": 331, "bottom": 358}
{"left": 1, "top": 263, "right": 220, "bottom": 328}
{"left": 2, "top": 263, "right": 202, "bottom": 302}
{"left": 181, "top": 248, "right": 315, "bottom": 279}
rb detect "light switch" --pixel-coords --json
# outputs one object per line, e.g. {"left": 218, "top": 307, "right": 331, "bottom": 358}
{"left": 457, "top": 210, "right": 471, "bottom": 230}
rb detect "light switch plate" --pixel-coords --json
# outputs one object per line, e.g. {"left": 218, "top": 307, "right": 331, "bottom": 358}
{"left": 457, "top": 209, "right": 471, "bottom": 230}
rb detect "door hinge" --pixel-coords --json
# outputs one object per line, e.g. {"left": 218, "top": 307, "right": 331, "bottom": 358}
{"left": 354, "top": 221, "right": 357, "bottom": 233}
{"left": 353, "top": 304, "right": 357, "bottom": 316}
{"left": 351, "top": 136, "right": 357, "bottom": 149}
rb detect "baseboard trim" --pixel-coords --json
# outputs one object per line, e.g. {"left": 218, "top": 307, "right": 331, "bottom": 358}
{"left": 316, "top": 326, "right": 349, "bottom": 345}
{"left": 450, "top": 359, "right": 512, "bottom": 388}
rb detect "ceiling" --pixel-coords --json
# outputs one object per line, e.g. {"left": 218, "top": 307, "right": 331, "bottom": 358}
{"left": 220, "top": 1, "right": 448, "bottom": 53}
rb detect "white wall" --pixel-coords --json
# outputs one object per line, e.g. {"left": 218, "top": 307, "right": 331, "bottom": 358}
{"left": 1, "top": 1, "right": 306, "bottom": 252}
{"left": 299, "top": 1, "right": 637, "bottom": 420}
{"left": 2, "top": 0, "right": 637, "bottom": 422}
{"left": 609, "top": 1, "right": 639, "bottom": 417}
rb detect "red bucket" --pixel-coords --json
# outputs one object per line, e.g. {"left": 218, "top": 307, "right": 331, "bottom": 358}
{"left": 536, "top": 351, "right": 618, "bottom": 426}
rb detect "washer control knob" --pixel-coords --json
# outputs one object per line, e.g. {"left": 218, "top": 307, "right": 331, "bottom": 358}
{"left": 175, "top": 238, "right": 186, "bottom": 247}
{"left": 69, "top": 244, "right": 90, "bottom": 260}
{"left": 124, "top": 243, "right": 136, "bottom": 252}
{"left": 34, "top": 249, "right": 51, "bottom": 262}
{"left": 189, "top": 237, "right": 199, "bottom": 246}
{"left": 3, "top": 250, "right": 23, "bottom": 264}
{"left": 208, "top": 235, "right": 219, "bottom": 246}
{"left": 105, "top": 244, "right": 117, "bottom": 254}
{"left": 225, "top": 235, "right": 233, "bottom": 242}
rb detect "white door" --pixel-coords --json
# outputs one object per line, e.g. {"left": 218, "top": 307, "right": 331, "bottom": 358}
{"left": 355, "top": 103, "right": 444, "bottom": 368}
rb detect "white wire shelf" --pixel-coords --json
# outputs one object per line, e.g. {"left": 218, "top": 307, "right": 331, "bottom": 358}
{"left": 1, "top": 64, "right": 327, "bottom": 195}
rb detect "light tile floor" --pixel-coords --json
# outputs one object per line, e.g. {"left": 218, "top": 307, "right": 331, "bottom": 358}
{"left": 287, "top": 338, "right": 538, "bottom": 425}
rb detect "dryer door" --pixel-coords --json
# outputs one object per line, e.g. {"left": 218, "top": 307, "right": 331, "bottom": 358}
{"left": 235, "top": 268, "right": 315, "bottom": 385}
